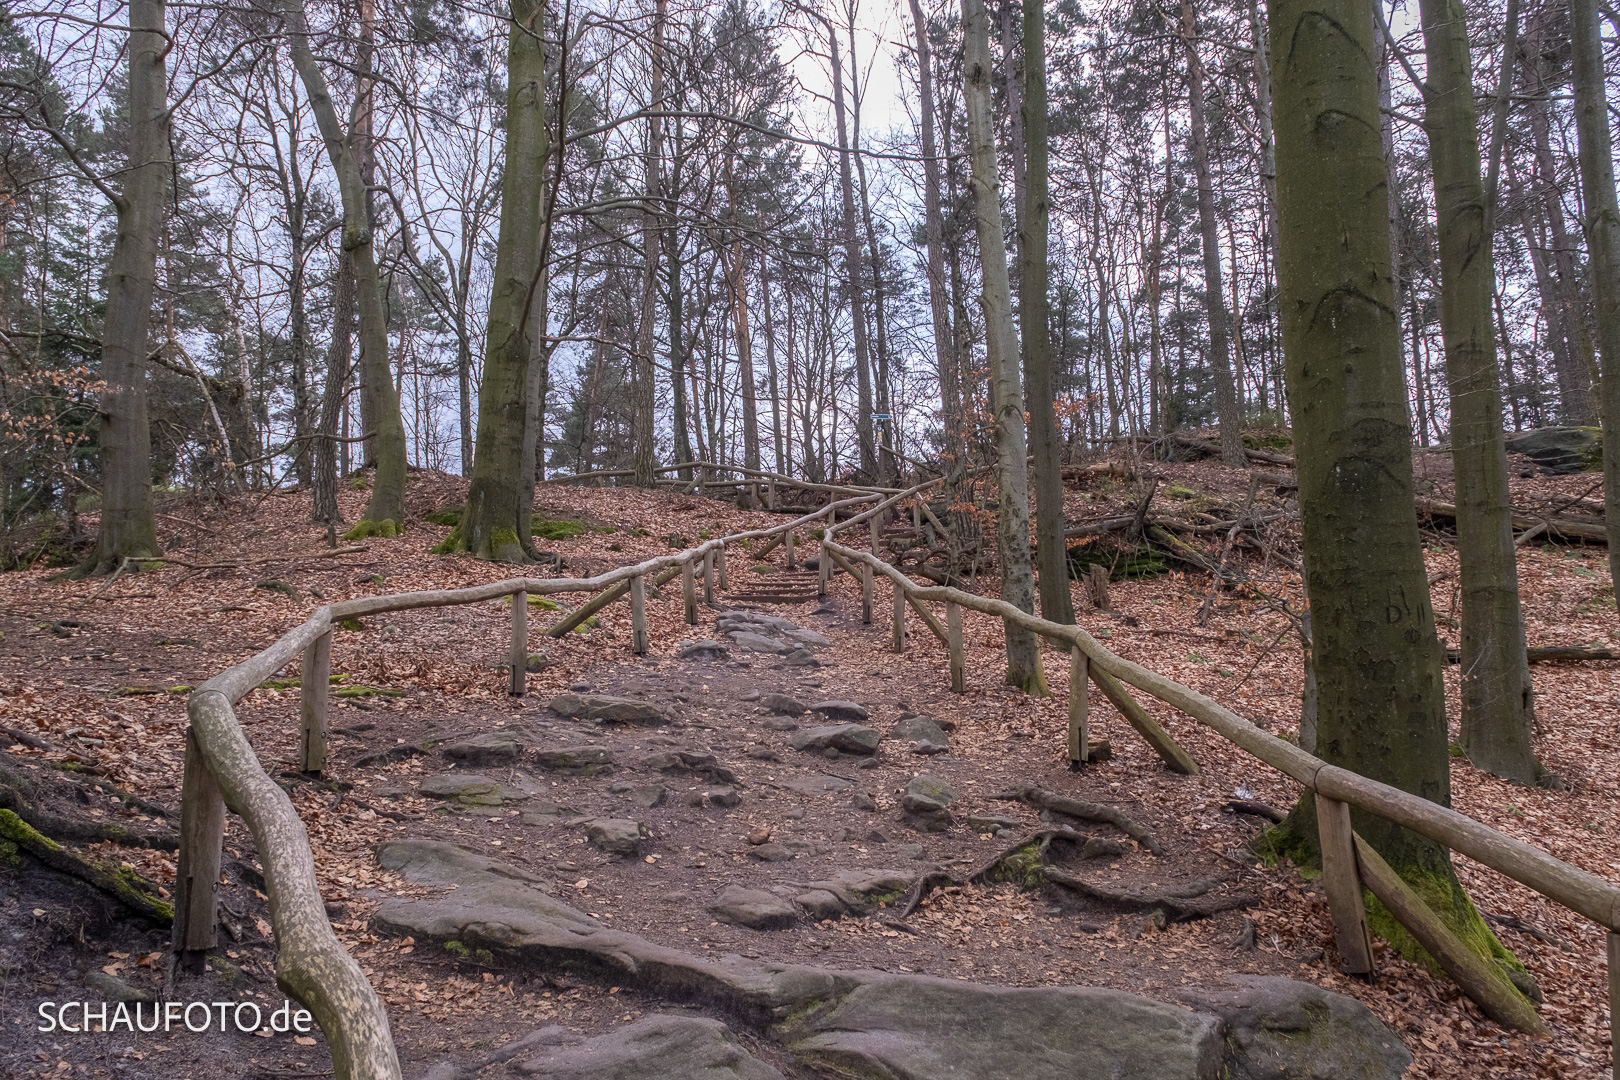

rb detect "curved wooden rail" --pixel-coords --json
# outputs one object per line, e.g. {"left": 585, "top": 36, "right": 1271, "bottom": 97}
{"left": 171, "top": 490, "right": 933, "bottom": 1080}
{"left": 823, "top": 536, "right": 1620, "bottom": 1049}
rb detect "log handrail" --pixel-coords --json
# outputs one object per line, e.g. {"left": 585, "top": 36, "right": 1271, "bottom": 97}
{"left": 176, "top": 494, "right": 881, "bottom": 1080}
{"left": 175, "top": 482, "right": 1617, "bottom": 1079}
{"left": 821, "top": 536, "right": 1620, "bottom": 931}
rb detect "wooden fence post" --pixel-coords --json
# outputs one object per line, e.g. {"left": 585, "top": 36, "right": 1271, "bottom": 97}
{"left": 702, "top": 549, "right": 716, "bottom": 604}
{"left": 861, "top": 561, "right": 874, "bottom": 624}
{"left": 509, "top": 590, "right": 528, "bottom": 696}
{"left": 682, "top": 558, "right": 698, "bottom": 624}
{"left": 173, "top": 727, "right": 224, "bottom": 970}
{"left": 768, "top": 475, "right": 777, "bottom": 510}
{"left": 297, "top": 628, "right": 332, "bottom": 774}
{"left": 946, "top": 601, "right": 965, "bottom": 692}
{"left": 1608, "top": 931, "right": 1618, "bottom": 1080}
{"left": 717, "top": 545, "right": 729, "bottom": 591}
{"left": 1317, "top": 793, "right": 1375, "bottom": 974}
{"left": 912, "top": 500, "right": 922, "bottom": 528}
{"left": 630, "top": 574, "right": 649, "bottom": 656}
{"left": 1068, "top": 647, "right": 1089, "bottom": 765}
{"left": 786, "top": 529, "right": 796, "bottom": 569}
{"left": 818, "top": 540, "right": 830, "bottom": 596}
{"left": 892, "top": 582, "right": 906, "bottom": 652}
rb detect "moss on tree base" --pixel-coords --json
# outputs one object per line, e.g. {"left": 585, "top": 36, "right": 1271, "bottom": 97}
{"left": 344, "top": 518, "right": 401, "bottom": 541}
{"left": 432, "top": 523, "right": 528, "bottom": 562}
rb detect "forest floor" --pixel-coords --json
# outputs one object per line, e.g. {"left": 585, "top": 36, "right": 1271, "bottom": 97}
{"left": 0, "top": 448, "right": 1615, "bottom": 1079}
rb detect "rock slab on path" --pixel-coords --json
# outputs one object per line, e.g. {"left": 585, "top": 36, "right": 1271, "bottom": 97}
{"left": 548, "top": 693, "right": 665, "bottom": 725}
{"left": 891, "top": 714, "right": 950, "bottom": 755}
{"left": 442, "top": 731, "right": 525, "bottom": 766}
{"left": 709, "top": 885, "right": 798, "bottom": 930}
{"left": 790, "top": 724, "right": 881, "bottom": 755}
{"left": 513, "top": 1015, "right": 784, "bottom": 1080}
{"left": 373, "top": 841, "right": 1409, "bottom": 1080}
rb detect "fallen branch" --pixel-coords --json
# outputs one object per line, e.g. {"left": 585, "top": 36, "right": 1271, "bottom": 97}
{"left": 143, "top": 547, "right": 371, "bottom": 570}
{"left": 1446, "top": 645, "right": 1618, "bottom": 663}
{"left": 1043, "top": 867, "right": 1255, "bottom": 921}
{"left": 1417, "top": 498, "right": 1606, "bottom": 544}
{"left": 1173, "top": 433, "right": 1295, "bottom": 467}
{"left": 996, "top": 785, "right": 1165, "bottom": 855}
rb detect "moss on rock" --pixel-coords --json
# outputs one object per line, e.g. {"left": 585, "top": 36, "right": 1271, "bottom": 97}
{"left": 345, "top": 518, "right": 401, "bottom": 541}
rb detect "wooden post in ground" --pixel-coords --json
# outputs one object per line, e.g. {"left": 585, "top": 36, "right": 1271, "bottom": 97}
{"left": 913, "top": 501, "right": 922, "bottom": 528}
{"left": 768, "top": 475, "right": 777, "bottom": 510}
{"left": 818, "top": 540, "right": 829, "bottom": 596}
{"left": 509, "top": 590, "right": 528, "bottom": 696}
{"left": 702, "top": 549, "right": 715, "bottom": 605}
{"left": 630, "top": 575, "right": 649, "bottom": 656}
{"left": 786, "top": 529, "right": 796, "bottom": 569}
{"left": 1085, "top": 565, "right": 1110, "bottom": 610}
{"left": 682, "top": 558, "right": 697, "bottom": 624}
{"left": 892, "top": 582, "right": 906, "bottom": 652}
{"left": 1087, "top": 663, "right": 1201, "bottom": 774}
{"left": 297, "top": 628, "right": 332, "bottom": 773}
{"left": 717, "top": 546, "right": 729, "bottom": 591}
{"left": 947, "top": 601, "right": 965, "bottom": 692}
{"left": 1608, "top": 931, "right": 1619, "bottom": 1080}
{"left": 861, "top": 561, "right": 874, "bottom": 624}
{"left": 1068, "top": 647, "right": 1089, "bottom": 765}
{"left": 173, "top": 727, "right": 224, "bottom": 970}
{"left": 1315, "top": 793, "right": 1374, "bottom": 974}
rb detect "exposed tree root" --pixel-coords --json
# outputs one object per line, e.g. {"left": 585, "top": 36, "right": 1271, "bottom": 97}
{"left": 1043, "top": 868, "right": 1255, "bottom": 921}
{"left": 0, "top": 763, "right": 177, "bottom": 849}
{"left": 0, "top": 810, "right": 172, "bottom": 922}
{"left": 996, "top": 785, "right": 1165, "bottom": 855}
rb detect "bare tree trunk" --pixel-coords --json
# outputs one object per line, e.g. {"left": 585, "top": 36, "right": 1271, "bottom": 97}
{"left": 312, "top": 257, "right": 352, "bottom": 530}
{"left": 281, "top": 0, "right": 407, "bottom": 536}
{"left": 1271, "top": 0, "right": 1530, "bottom": 993}
{"left": 1020, "top": 0, "right": 1073, "bottom": 625}
{"left": 761, "top": 252, "right": 785, "bottom": 476}
{"left": 908, "top": 0, "right": 965, "bottom": 469}
{"left": 74, "top": 0, "right": 168, "bottom": 577}
{"left": 632, "top": 0, "right": 665, "bottom": 488}
{"left": 1569, "top": 0, "right": 1620, "bottom": 592}
{"left": 1418, "top": 0, "right": 1541, "bottom": 783}
{"left": 1179, "top": 0, "right": 1245, "bottom": 467}
{"left": 824, "top": 17, "right": 877, "bottom": 480}
{"left": 962, "top": 0, "right": 1046, "bottom": 694}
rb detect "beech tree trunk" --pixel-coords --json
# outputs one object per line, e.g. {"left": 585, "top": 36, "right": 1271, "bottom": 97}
{"left": 1569, "top": 0, "right": 1620, "bottom": 591}
{"left": 824, "top": 18, "right": 877, "bottom": 481}
{"left": 962, "top": 0, "right": 1046, "bottom": 694}
{"left": 312, "top": 257, "right": 354, "bottom": 530}
{"left": 1417, "top": 0, "right": 1540, "bottom": 783}
{"left": 1021, "top": 0, "right": 1074, "bottom": 625}
{"left": 282, "top": 0, "right": 407, "bottom": 537}
{"left": 632, "top": 0, "right": 665, "bottom": 488}
{"left": 1269, "top": 0, "right": 1526, "bottom": 985}
{"left": 907, "top": 0, "right": 965, "bottom": 470}
{"left": 450, "top": 0, "right": 549, "bottom": 561}
{"left": 74, "top": 0, "right": 169, "bottom": 577}
{"left": 1180, "top": 0, "right": 1246, "bottom": 468}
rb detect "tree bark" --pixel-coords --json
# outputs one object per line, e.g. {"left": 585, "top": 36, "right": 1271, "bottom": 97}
{"left": 962, "top": 0, "right": 1047, "bottom": 694}
{"left": 448, "top": 0, "right": 549, "bottom": 561}
{"left": 74, "top": 0, "right": 168, "bottom": 577}
{"left": 1569, "top": 0, "right": 1620, "bottom": 592}
{"left": 824, "top": 18, "right": 877, "bottom": 480}
{"left": 1020, "top": 0, "right": 1073, "bottom": 625}
{"left": 1180, "top": 0, "right": 1245, "bottom": 468}
{"left": 1418, "top": 0, "right": 1541, "bottom": 783}
{"left": 907, "top": 0, "right": 965, "bottom": 470}
{"left": 312, "top": 257, "right": 353, "bottom": 530}
{"left": 632, "top": 0, "right": 665, "bottom": 488}
{"left": 1270, "top": 0, "right": 1509, "bottom": 967}
{"left": 281, "top": 0, "right": 407, "bottom": 537}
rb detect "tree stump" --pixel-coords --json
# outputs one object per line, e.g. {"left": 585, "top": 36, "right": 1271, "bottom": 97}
{"left": 1085, "top": 564, "right": 1110, "bottom": 611}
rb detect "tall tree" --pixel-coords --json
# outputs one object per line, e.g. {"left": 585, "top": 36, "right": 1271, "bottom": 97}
{"left": 632, "top": 0, "right": 666, "bottom": 488}
{"left": 281, "top": 0, "right": 409, "bottom": 537}
{"left": 1269, "top": 0, "right": 1536, "bottom": 998}
{"left": 1178, "top": 0, "right": 1245, "bottom": 467}
{"left": 1020, "top": 0, "right": 1073, "bottom": 625}
{"left": 1417, "top": 0, "right": 1540, "bottom": 782}
{"left": 962, "top": 0, "right": 1047, "bottom": 694}
{"left": 1569, "top": 0, "right": 1620, "bottom": 590}
{"left": 446, "top": 0, "right": 550, "bottom": 560}
{"left": 907, "top": 0, "right": 965, "bottom": 470}
{"left": 73, "top": 0, "right": 170, "bottom": 577}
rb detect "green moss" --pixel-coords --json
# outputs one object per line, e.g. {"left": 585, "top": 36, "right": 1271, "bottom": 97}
{"left": 1066, "top": 544, "right": 1167, "bottom": 581}
{"left": 259, "top": 678, "right": 301, "bottom": 691}
{"left": 1361, "top": 868, "right": 1533, "bottom": 1000}
{"left": 430, "top": 528, "right": 460, "bottom": 555}
{"left": 987, "top": 842, "right": 1047, "bottom": 889}
{"left": 349, "top": 475, "right": 369, "bottom": 490}
{"left": 0, "top": 838, "right": 16, "bottom": 864}
{"left": 0, "top": 809, "right": 59, "bottom": 852}
{"left": 1242, "top": 431, "right": 1294, "bottom": 451}
{"left": 345, "top": 518, "right": 401, "bottom": 540}
{"left": 1166, "top": 484, "right": 1197, "bottom": 500}
{"left": 666, "top": 534, "right": 688, "bottom": 548}
{"left": 506, "top": 594, "right": 560, "bottom": 611}
{"left": 207, "top": 954, "right": 246, "bottom": 988}
{"left": 50, "top": 760, "right": 87, "bottom": 773}
{"left": 334, "top": 685, "right": 404, "bottom": 699}
{"left": 338, "top": 618, "right": 365, "bottom": 632}
{"left": 168, "top": 685, "right": 191, "bottom": 694}
{"left": 753, "top": 564, "right": 773, "bottom": 574}
{"left": 531, "top": 518, "right": 587, "bottom": 540}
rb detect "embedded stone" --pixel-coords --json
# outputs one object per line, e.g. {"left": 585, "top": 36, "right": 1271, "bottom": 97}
{"left": 709, "top": 885, "right": 797, "bottom": 930}
{"left": 534, "top": 745, "right": 616, "bottom": 774}
{"left": 548, "top": 693, "right": 665, "bottom": 725}
{"left": 809, "top": 700, "right": 869, "bottom": 722}
{"left": 583, "top": 817, "right": 644, "bottom": 856}
{"left": 761, "top": 694, "right": 808, "bottom": 715}
{"left": 791, "top": 724, "right": 881, "bottom": 755}
{"left": 892, "top": 714, "right": 950, "bottom": 756}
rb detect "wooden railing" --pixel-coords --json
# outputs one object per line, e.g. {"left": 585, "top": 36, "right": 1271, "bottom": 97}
{"left": 173, "top": 478, "right": 1617, "bottom": 1080}
{"left": 171, "top": 485, "right": 950, "bottom": 1080}
{"left": 820, "top": 533, "right": 1619, "bottom": 1060}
